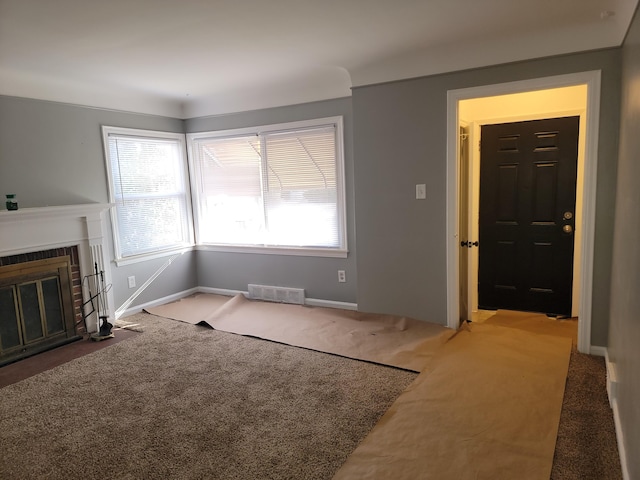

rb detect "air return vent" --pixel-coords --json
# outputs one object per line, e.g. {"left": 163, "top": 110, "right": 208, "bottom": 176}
{"left": 248, "top": 284, "right": 305, "bottom": 305}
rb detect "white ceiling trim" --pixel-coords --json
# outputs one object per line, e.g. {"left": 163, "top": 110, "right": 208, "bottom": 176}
{"left": 0, "top": 0, "right": 637, "bottom": 119}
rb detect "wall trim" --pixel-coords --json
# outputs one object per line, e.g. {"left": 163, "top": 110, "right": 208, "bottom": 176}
{"left": 305, "top": 298, "right": 359, "bottom": 310}
{"left": 199, "top": 287, "right": 359, "bottom": 311}
{"left": 446, "top": 70, "right": 601, "bottom": 354}
{"left": 589, "top": 345, "right": 607, "bottom": 357}
{"left": 605, "top": 350, "right": 617, "bottom": 407}
{"left": 119, "top": 287, "right": 200, "bottom": 317}
{"left": 198, "top": 286, "right": 247, "bottom": 297}
{"left": 604, "top": 350, "right": 631, "bottom": 480}
{"left": 120, "top": 286, "right": 358, "bottom": 317}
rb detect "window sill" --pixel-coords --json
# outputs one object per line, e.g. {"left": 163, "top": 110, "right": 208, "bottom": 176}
{"left": 113, "top": 246, "right": 194, "bottom": 267}
{"left": 195, "top": 244, "right": 348, "bottom": 258}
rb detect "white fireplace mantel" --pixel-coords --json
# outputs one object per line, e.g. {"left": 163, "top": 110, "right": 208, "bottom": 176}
{"left": 0, "top": 204, "right": 112, "bottom": 255}
{"left": 0, "top": 203, "right": 115, "bottom": 332}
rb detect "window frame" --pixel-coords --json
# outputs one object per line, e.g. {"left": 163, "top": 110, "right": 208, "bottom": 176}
{"left": 102, "top": 126, "right": 195, "bottom": 265}
{"left": 186, "top": 116, "right": 348, "bottom": 258}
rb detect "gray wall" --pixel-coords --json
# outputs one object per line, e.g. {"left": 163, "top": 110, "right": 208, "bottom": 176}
{"left": 185, "top": 98, "right": 357, "bottom": 303}
{"left": 609, "top": 5, "right": 640, "bottom": 478}
{"left": 0, "top": 96, "right": 197, "bottom": 309}
{"left": 352, "top": 49, "right": 621, "bottom": 344}
{"left": 0, "top": 48, "right": 623, "bottom": 337}
{"left": 0, "top": 95, "right": 354, "bottom": 308}
{"left": 0, "top": 96, "right": 183, "bottom": 207}
{"left": 114, "top": 251, "right": 198, "bottom": 309}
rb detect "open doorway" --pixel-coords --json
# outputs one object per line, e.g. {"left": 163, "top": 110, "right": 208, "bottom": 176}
{"left": 446, "top": 72, "right": 602, "bottom": 354}
{"left": 461, "top": 87, "right": 586, "bottom": 320}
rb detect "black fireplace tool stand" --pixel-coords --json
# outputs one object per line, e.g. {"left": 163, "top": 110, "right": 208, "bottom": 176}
{"left": 81, "top": 263, "right": 114, "bottom": 341}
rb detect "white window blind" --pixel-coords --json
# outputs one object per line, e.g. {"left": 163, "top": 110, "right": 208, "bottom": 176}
{"left": 188, "top": 118, "right": 346, "bottom": 253}
{"left": 103, "top": 127, "right": 192, "bottom": 259}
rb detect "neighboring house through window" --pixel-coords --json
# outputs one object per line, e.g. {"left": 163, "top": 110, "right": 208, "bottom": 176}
{"left": 187, "top": 117, "right": 347, "bottom": 257}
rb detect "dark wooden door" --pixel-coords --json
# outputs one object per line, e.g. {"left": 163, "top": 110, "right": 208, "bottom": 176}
{"left": 478, "top": 116, "right": 579, "bottom": 317}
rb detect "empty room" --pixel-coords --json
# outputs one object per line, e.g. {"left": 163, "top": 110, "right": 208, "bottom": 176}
{"left": 1, "top": 1, "right": 639, "bottom": 479}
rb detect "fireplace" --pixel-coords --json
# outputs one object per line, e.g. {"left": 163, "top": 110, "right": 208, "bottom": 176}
{"left": 0, "top": 251, "right": 82, "bottom": 365}
{"left": 0, "top": 204, "right": 113, "bottom": 363}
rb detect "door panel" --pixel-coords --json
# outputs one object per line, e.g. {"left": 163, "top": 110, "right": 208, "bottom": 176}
{"left": 496, "top": 164, "right": 518, "bottom": 221}
{"left": 478, "top": 116, "right": 579, "bottom": 316}
{"left": 532, "top": 163, "right": 558, "bottom": 221}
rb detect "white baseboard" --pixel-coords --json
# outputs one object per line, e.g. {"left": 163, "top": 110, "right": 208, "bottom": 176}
{"left": 118, "top": 287, "right": 199, "bottom": 318}
{"left": 122, "top": 286, "right": 358, "bottom": 316}
{"left": 305, "top": 298, "right": 358, "bottom": 310}
{"left": 605, "top": 350, "right": 617, "bottom": 408}
{"left": 590, "top": 345, "right": 607, "bottom": 357}
{"left": 604, "top": 349, "right": 631, "bottom": 480}
{"left": 196, "top": 286, "right": 357, "bottom": 310}
{"left": 611, "top": 398, "right": 631, "bottom": 480}
{"left": 197, "top": 286, "right": 248, "bottom": 297}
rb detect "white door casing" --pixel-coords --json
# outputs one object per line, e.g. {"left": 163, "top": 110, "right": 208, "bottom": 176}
{"left": 446, "top": 71, "right": 601, "bottom": 354}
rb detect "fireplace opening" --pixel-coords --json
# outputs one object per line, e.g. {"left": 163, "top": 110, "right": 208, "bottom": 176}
{"left": 0, "top": 249, "right": 83, "bottom": 366}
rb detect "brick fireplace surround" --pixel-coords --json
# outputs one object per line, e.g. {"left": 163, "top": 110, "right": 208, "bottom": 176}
{"left": 0, "top": 204, "right": 113, "bottom": 338}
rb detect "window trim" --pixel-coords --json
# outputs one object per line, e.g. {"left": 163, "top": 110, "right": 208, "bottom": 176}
{"left": 102, "top": 126, "right": 195, "bottom": 265}
{"left": 186, "top": 116, "right": 348, "bottom": 258}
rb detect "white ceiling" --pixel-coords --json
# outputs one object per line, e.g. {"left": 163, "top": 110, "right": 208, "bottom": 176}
{"left": 0, "top": 0, "right": 637, "bottom": 119}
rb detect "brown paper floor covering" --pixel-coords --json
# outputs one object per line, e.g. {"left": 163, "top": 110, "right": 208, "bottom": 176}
{"left": 0, "top": 299, "right": 622, "bottom": 480}
{"left": 485, "top": 309, "right": 578, "bottom": 343}
{"left": 145, "top": 293, "right": 455, "bottom": 372}
{"left": 145, "top": 298, "right": 586, "bottom": 478}
{"left": 333, "top": 319, "right": 572, "bottom": 480}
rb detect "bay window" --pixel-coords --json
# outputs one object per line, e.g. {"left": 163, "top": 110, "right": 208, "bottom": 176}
{"left": 187, "top": 117, "right": 347, "bottom": 257}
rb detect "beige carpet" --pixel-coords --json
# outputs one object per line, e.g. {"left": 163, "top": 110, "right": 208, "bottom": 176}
{"left": 333, "top": 320, "right": 572, "bottom": 480}
{"left": 0, "top": 313, "right": 417, "bottom": 480}
{"left": 146, "top": 293, "right": 455, "bottom": 372}
{"left": 2, "top": 304, "right": 607, "bottom": 479}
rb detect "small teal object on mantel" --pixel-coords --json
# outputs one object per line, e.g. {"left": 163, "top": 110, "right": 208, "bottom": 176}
{"left": 5, "top": 194, "right": 18, "bottom": 210}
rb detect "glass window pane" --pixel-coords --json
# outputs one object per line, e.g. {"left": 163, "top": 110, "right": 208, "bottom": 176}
{"left": 190, "top": 121, "right": 344, "bottom": 251}
{"left": 263, "top": 128, "right": 339, "bottom": 247}
{"left": 194, "top": 136, "right": 265, "bottom": 244}
{"left": 117, "top": 196, "right": 188, "bottom": 257}
{"left": 109, "top": 137, "right": 184, "bottom": 197}
{"left": 42, "top": 278, "right": 64, "bottom": 335}
{"left": 19, "top": 283, "right": 43, "bottom": 342}
{"left": 104, "top": 128, "right": 191, "bottom": 259}
{"left": 0, "top": 287, "right": 21, "bottom": 350}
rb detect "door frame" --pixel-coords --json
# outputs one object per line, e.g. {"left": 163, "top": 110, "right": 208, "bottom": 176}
{"left": 446, "top": 71, "right": 601, "bottom": 354}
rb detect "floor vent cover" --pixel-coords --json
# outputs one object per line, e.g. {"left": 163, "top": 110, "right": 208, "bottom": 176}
{"left": 248, "top": 284, "right": 305, "bottom": 305}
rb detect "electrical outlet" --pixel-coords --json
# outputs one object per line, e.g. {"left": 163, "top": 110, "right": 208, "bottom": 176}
{"left": 338, "top": 270, "right": 346, "bottom": 283}
{"left": 127, "top": 276, "right": 136, "bottom": 289}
